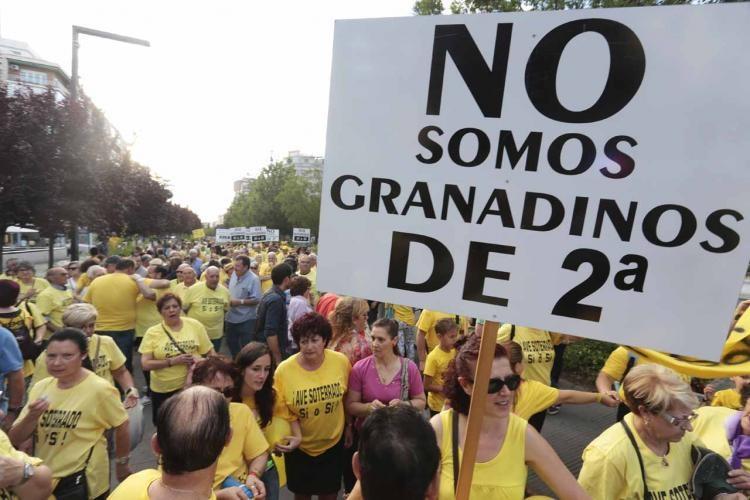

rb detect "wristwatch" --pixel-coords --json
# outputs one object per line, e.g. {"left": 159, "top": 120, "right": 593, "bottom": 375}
{"left": 7, "top": 406, "right": 22, "bottom": 415}
{"left": 124, "top": 387, "right": 139, "bottom": 398}
{"left": 19, "top": 462, "right": 34, "bottom": 485}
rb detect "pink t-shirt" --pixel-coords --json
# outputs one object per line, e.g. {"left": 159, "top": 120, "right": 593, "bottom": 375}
{"left": 348, "top": 355, "right": 424, "bottom": 424}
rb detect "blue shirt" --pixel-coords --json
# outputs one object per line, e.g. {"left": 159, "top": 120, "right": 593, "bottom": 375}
{"left": 190, "top": 258, "right": 203, "bottom": 278}
{"left": 226, "top": 270, "right": 261, "bottom": 323}
{"left": 0, "top": 326, "right": 23, "bottom": 411}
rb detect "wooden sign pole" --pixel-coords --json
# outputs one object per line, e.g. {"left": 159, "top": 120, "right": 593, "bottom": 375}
{"left": 455, "top": 320, "right": 500, "bottom": 500}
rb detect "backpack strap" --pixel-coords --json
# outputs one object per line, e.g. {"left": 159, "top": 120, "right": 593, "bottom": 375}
{"left": 621, "top": 420, "right": 650, "bottom": 499}
{"left": 510, "top": 324, "right": 515, "bottom": 340}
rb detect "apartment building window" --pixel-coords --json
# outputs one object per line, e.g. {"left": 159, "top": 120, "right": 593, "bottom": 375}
{"left": 20, "top": 69, "right": 48, "bottom": 85}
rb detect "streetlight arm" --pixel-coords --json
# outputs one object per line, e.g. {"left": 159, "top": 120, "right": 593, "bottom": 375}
{"left": 73, "top": 26, "right": 150, "bottom": 47}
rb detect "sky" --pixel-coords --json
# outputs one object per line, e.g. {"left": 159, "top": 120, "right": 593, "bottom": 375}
{"left": 0, "top": 0, "right": 426, "bottom": 223}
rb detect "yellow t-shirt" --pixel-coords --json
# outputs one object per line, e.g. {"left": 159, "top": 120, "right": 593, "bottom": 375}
{"left": 84, "top": 272, "right": 140, "bottom": 331}
{"left": 16, "top": 372, "right": 128, "bottom": 498}
{"left": 497, "top": 325, "right": 554, "bottom": 386}
{"left": 388, "top": 304, "right": 416, "bottom": 326}
{"left": 31, "top": 334, "right": 126, "bottom": 388}
{"left": 438, "top": 410, "right": 528, "bottom": 500}
{"left": 514, "top": 380, "right": 560, "bottom": 420}
{"left": 299, "top": 268, "right": 318, "bottom": 299}
{"left": 601, "top": 347, "right": 692, "bottom": 400}
{"left": 213, "top": 403, "right": 269, "bottom": 488}
{"left": 138, "top": 318, "right": 213, "bottom": 393}
{"left": 183, "top": 282, "right": 231, "bottom": 340}
{"left": 16, "top": 277, "right": 49, "bottom": 303}
{"left": 109, "top": 469, "right": 217, "bottom": 500}
{"left": 424, "top": 347, "right": 456, "bottom": 412}
{"left": 171, "top": 282, "right": 194, "bottom": 302}
{"left": 711, "top": 388, "right": 742, "bottom": 410}
{"left": 578, "top": 413, "right": 697, "bottom": 500}
{"left": 135, "top": 284, "right": 170, "bottom": 338}
{"left": 0, "top": 428, "right": 43, "bottom": 500}
{"left": 274, "top": 350, "right": 350, "bottom": 456}
{"left": 259, "top": 262, "right": 274, "bottom": 294}
{"left": 691, "top": 405, "right": 735, "bottom": 461}
{"left": 35, "top": 286, "right": 75, "bottom": 330}
{"left": 75, "top": 274, "right": 90, "bottom": 294}
{"left": 416, "top": 310, "right": 469, "bottom": 353}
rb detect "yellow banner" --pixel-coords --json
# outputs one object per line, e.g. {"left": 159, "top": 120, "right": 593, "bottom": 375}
{"left": 626, "top": 312, "right": 750, "bottom": 378}
{"left": 192, "top": 228, "right": 205, "bottom": 239}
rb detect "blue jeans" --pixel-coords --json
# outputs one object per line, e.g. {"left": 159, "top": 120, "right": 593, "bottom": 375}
{"left": 397, "top": 322, "right": 417, "bottom": 364}
{"left": 99, "top": 329, "right": 135, "bottom": 374}
{"left": 225, "top": 319, "right": 255, "bottom": 358}
{"left": 262, "top": 466, "right": 280, "bottom": 500}
{"left": 211, "top": 338, "right": 223, "bottom": 353}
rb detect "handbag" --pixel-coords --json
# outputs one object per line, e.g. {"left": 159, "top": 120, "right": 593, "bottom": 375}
{"left": 52, "top": 446, "right": 95, "bottom": 500}
{"left": 13, "top": 302, "right": 43, "bottom": 360}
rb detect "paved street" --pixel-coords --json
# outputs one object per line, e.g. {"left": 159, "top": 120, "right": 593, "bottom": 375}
{"left": 120, "top": 353, "right": 615, "bottom": 498}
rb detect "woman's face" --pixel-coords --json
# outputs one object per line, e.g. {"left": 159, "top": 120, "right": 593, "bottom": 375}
{"left": 160, "top": 299, "right": 181, "bottom": 323}
{"left": 299, "top": 334, "right": 326, "bottom": 361}
{"left": 243, "top": 354, "right": 272, "bottom": 393}
{"left": 460, "top": 357, "right": 515, "bottom": 418}
{"left": 371, "top": 326, "right": 396, "bottom": 358}
{"left": 647, "top": 401, "right": 695, "bottom": 443}
{"left": 17, "top": 268, "right": 33, "bottom": 283}
{"left": 353, "top": 308, "right": 367, "bottom": 331}
{"left": 46, "top": 340, "right": 85, "bottom": 379}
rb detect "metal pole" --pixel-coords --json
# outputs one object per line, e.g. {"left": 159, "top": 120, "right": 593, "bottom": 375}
{"left": 69, "top": 28, "right": 80, "bottom": 261}
{"left": 67, "top": 26, "right": 149, "bottom": 261}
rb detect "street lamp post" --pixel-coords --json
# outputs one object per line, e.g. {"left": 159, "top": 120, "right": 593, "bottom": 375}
{"left": 69, "top": 26, "right": 150, "bottom": 261}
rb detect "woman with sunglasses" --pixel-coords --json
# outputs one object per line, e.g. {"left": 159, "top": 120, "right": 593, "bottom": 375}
{"left": 579, "top": 364, "right": 729, "bottom": 499}
{"left": 191, "top": 356, "right": 269, "bottom": 500}
{"left": 432, "top": 334, "right": 588, "bottom": 499}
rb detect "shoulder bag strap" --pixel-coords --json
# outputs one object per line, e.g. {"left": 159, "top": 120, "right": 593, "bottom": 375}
{"left": 510, "top": 324, "right": 516, "bottom": 340}
{"left": 620, "top": 420, "right": 650, "bottom": 499}
{"left": 399, "top": 358, "right": 410, "bottom": 401}
{"left": 161, "top": 324, "right": 188, "bottom": 355}
{"left": 92, "top": 336, "right": 102, "bottom": 373}
{"left": 452, "top": 409, "right": 460, "bottom": 494}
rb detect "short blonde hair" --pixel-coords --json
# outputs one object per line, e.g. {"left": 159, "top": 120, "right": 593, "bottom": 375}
{"left": 63, "top": 303, "right": 98, "bottom": 328}
{"left": 87, "top": 265, "right": 105, "bottom": 279}
{"left": 623, "top": 364, "right": 698, "bottom": 415}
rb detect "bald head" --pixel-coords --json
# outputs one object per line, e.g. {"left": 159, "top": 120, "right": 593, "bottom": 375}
{"left": 154, "top": 386, "right": 231, "bottom": 475}
{"left": 46, "top": 267, "right": 69, "bottom": 286}
{"left": 204, "top": 266, "right": 220, "bottom": 289}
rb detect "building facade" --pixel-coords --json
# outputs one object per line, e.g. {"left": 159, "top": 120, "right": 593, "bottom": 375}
{"left": 0, "top": 38, "right": 70, "bottom": 98}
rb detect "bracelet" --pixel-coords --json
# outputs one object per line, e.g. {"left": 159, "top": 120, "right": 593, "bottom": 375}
{"left": 248, "top": 470, "right": 260, "bottom": 479}
{"left": 596, "top": 393, "right": 603, "bottom": 403}
{"left": 167, "top": 358, "right": 172, "bottom": 367}
{"left": 7, "top": 406, "right": 22, "bottom": 414}
{"left": 124, "top": 387, "right": 139, "bottom": 398}
{"left": 115, "top": 455, "right": 130, "bottom": 465}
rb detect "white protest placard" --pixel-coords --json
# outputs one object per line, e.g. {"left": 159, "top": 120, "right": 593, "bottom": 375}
{"left": 293, "top": 228, "right": 311, "bottom": 245}
{"left": 228, "top": 227, "right": 249, "bottom": 243}
{"left": 249, "top": 226, "right": 267, "bottom": 243}
{"left": 317, "top": 4, "right": 750, "bottom": 359}
{"left": 267, "top": 229, "right": 280, "bottom": 242}
{"left": 215, "top": 228, "right": 231, "bottom": 244}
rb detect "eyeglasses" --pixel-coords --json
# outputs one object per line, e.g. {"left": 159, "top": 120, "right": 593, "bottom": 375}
{"left": 469, "top": 374, "right": 522, "bottom": 394}
{"left": 660, "top": 411, "right": 698, "bottom": 428}
{"left": 213, "top": 386, "right": 234, "bottom": 398}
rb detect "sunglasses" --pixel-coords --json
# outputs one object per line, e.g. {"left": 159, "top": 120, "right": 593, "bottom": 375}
{"left": 486, "top": 374, "right": 522, "bottom": 394}
{"left": 213, "top": 386, "right": 234, "bottom": 398}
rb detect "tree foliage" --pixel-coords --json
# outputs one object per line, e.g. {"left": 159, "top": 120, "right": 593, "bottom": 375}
{"left": 223, "top": 161, "right": 323, "bottom": 238}
{"left": 417, "top": 0, "right": 699, "bottom": 14}
{"left": 413, "top": 0, "right": 445, "bottom": 14}
{"left": 0, "top": 85, "right": 201, "bottom": 266}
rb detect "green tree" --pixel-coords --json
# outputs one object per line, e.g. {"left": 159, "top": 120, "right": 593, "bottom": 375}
{"left": 277, "top": 169, "right": 323, "bottom": 237}
{"left": 423, "top": 0, "right": 697, "bottom": 13}
{"left": 413, "top": 0, "right": 445, "bottom": 14}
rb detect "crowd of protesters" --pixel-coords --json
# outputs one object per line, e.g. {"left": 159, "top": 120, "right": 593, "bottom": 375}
{"left": 1, "top": 240, "right": 750, "bottom": 499}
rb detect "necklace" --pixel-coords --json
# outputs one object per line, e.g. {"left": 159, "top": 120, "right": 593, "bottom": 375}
{"left": 375, "top": 357, "right": 399, "bottom": 384}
